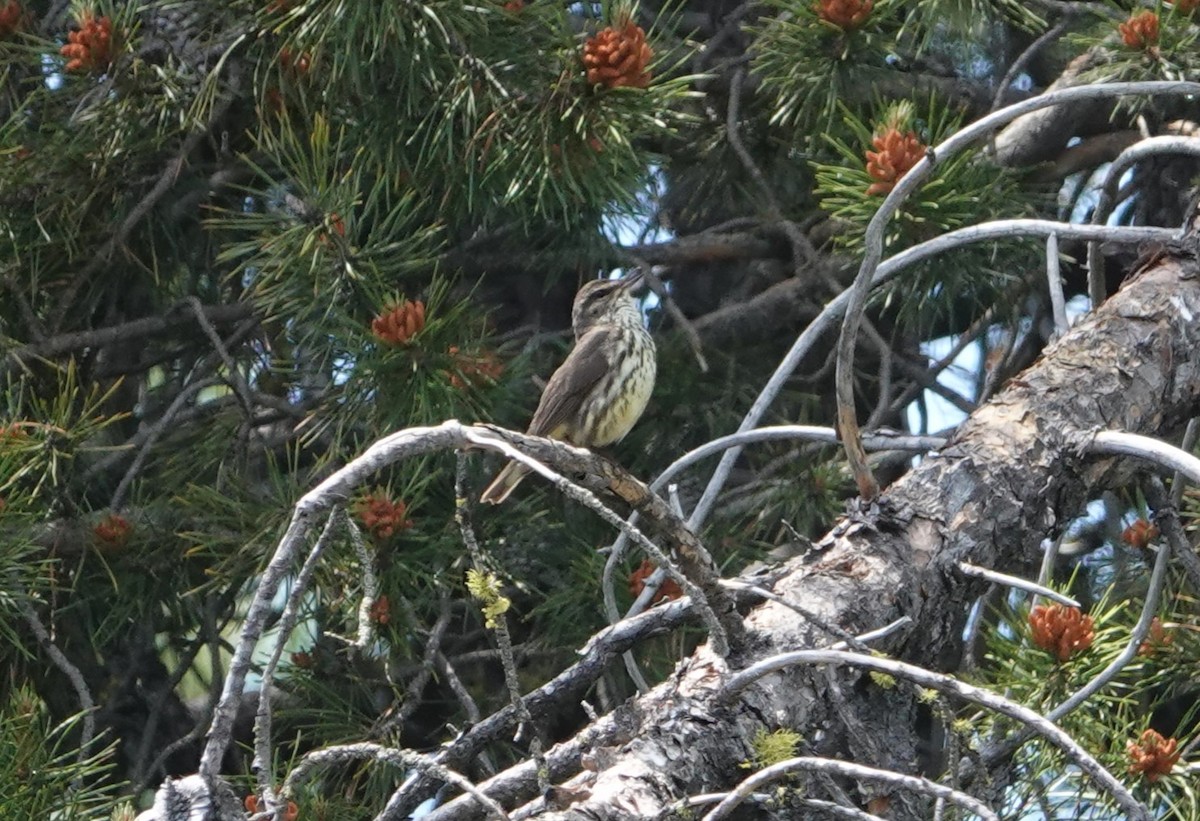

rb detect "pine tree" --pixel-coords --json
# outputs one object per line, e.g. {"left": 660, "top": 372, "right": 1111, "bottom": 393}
{"left": 2, "top": 0, "right": 1199, "bottom": 819}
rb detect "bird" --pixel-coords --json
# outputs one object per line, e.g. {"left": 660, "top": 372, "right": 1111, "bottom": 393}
{"left": 480, "top": 273, "right": 657, "bottom": 504}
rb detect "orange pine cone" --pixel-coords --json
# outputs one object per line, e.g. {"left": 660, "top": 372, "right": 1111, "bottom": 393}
{"left": 1119, "top": 10, "right": 1159, "bottom": 50}
{"left": 865, "top": 127, "right": 925, "bottom": 196}
{"left": 60, "top": 12, "right": 114, "bottom": 73}
{"left": 1121, "top": 518, "right": 1159, "bottom": 549}
{"left": 814, "top": 0, "right": 873, "bottom": 30}
{"left": 445, "top": 345, "right": 505, "bottom": 389}
{"left": 0, "top": 1, "right": 25, "bottom": 38}
{"left": 354, "top": 493, "right": 412, "bottom": 540}
{"left": 1137, "top": 616, "right": 1174, "bottom": 657}
{"left": 371, "top": 300, "right": 426, "bottom": 345}
{"left": 1029, "top": 603, "right": 1094, "bottom": 662}
{"left": 279, "top": 46, "right": 312, "bottom": 75}
{"left": 369, "top": 595, "right": 390, "bottom": 625}
{"left": 93, "top": 514, "right": 132, "bottom": 551}
{"left": 628, "top": 559, "right": 682, "bottom": 604}
{"left": 1127, "top": 729, "right": 1180, "bottom": 781}
{"left": 582, "top": 21, "right": 653, "bottom": 89}
{"left": 1173, "top": 0, "right": 1200, "bottom": 13}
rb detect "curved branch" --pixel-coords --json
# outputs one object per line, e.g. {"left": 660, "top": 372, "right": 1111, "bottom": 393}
{"left": 720, "top": 650, "right": 1151, "bottom": 821}
{"left": 688, "top": 218, "right": 1175, "bottom": 529}
{"left": 1087, "top": 135, "right": 1200, "bottom": 305}
{"left": 701, "top": 756, "right": 999, "bottom": 821}
{"left": 836, "top": 82, "right": 1200, "bottom": 502}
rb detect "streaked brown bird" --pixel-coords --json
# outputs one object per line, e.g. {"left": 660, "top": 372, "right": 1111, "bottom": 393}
{"left": 480, "top": 273, "right": 656, "bottom": 504}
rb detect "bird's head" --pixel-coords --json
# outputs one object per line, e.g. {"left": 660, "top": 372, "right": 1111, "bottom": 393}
{"left": 571, "top": 272, "right": 644, "bottom": 336}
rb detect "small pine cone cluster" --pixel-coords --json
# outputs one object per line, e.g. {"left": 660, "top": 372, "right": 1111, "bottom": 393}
{"left": 1119, "top": 10, "right": 1159, "bottom": 50}
{"left": 244, "top": 796, "right": 298, "bottom": 821}
{"left": 0, "top": 1, "right": 24, "bottom": 38}
{"left": 60, "top": 12, "right": 113, "bottom": 73}
{"left": 628, "top": 559, "right": 682, "bottom": 604}
{"left": 1121, "top": 518, "right": 1159, "bottom": 549}
{"left": 1029, "top": 603, "right": 1095, "bottom": 662}
{"left": 355, "top": 494, "right": 412, "bottom": 540}
{"left": 372, "top": 300, "right": 426, "bottom": 345}
{"left": 278, "top": 46, "right": 312, "bottom": 76}
{"left": 369, "top": 594, "right": 391, "bottom": 625}
{"left": 815, "top": 0, "right": 874, "bottom": 30}
{"left": 583, "top": 20, "right": 653, "bottom": 89}
{"left": 1127, "top": 729, "right": 1180, "bottom": 782}
{"left": 865, "top": 127, "right": 925, "bottom": 196}
{"left": 1137, "top": 616, "right": 1174, "bottom": 657}
{"left": 446, "top": 345, "right": 505, "bottom": 389}
{"left": 94, "top": 513, "right": 132, "bottom": 550}
{"left": 0, "top": 423, "right": 29, "bottom": 443}
{"left": 318, "top": 212, "right": 346, "bottom": 246}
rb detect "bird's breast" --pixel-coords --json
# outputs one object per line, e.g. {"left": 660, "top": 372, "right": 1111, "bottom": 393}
{"left": 589, "top": 343, "right": 656, "bottom": 446}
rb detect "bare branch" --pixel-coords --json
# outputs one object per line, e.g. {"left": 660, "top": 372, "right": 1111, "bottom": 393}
{"left": 1089, "top": 429, "right": 1200, "bottom": 483}
{"left": 17, "top": 593, "right": 96, "bottom": 770}
{"left": 1045, "top": 232, "right": 1069, "bottom": 338}
{"left": 253, "top": 511, "right": 343, "bottom": 809}
{"left": 956, "top": 562, "right": 1079, "bottom": 608}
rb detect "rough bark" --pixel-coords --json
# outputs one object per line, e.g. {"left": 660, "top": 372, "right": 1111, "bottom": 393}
{"left": 430, "top": 234, "right": 1200, "bottom": 820}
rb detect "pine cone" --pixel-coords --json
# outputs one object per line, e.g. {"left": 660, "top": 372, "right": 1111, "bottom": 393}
{"left": 371, "top": 300, "right": 426, "bottom": 345}
{"left": 865, "top": 127, "right": 925, "bottom": 196}
{"left": 355, "top": 493, "right": 412, "bottom": 540}
{"left": 1121, "top": 518, "right": 1159, "bottom": 549}
{"left": 1137, "top": 616, "right": 1174, "bottom": 656}
{"left": 1127, "top": 729, "right": 1180, "bottom": 781}
{"left": 0, "top": 1, "right": 25, "bottom": 38}
{"left": 1119, "top": 10, "right": 1159, "bottom": 50}
{"left": 629, "top": 559, "right": 682, "bottom": 604}
{"left": 60, "top": 12, "right": 113, "bottom": 73}
{"left": 446, "top": 345, "right": 504, "bottom": 389}
{"left": 1029, "top": 603, "right": 1094, "bottom": 662}
{"left": 583, "top": 21, "right": 653, "bottom": 89}
{"left": 1174, "top": 0, "right": 1200, "bottom": 13}
{"left": 815, "top": 0, "right": 873, "bottom": 30}
{"left": 278, "top": 46, "right": 312, "bottom": 76}
{"left": 94, "top": 514, "right": 132, "bottom": 551}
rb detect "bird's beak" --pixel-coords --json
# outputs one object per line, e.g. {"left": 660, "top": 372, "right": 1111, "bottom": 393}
{"left": 620, "top": 271, "right": 645, "bottom": 292}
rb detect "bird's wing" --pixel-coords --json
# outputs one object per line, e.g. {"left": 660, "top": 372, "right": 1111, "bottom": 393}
{"left": 526, "top": 327, "right": 612, "bottom": 439}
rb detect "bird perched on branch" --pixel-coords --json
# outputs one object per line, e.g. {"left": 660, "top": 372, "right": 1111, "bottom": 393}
{"left": 480, "top": 273, "right": 656, "bottom": 504}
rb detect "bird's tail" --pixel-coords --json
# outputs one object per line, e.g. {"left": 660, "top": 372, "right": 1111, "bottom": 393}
{"left": 479, "top": 461, "right": 530, "bottom": 505}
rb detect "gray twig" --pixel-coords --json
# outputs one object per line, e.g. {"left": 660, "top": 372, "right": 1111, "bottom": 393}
{"left": 957, "top": 562, "right": 1079, "bottom": 607}
{"left": 17, "top": 594, "right": 96, "bottom": 771}
{"left": 253, "top": 510, "right": 343, "bottom": 809}
{"left": 1045, "top": 232, "right": 1068, "bottom": 338}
